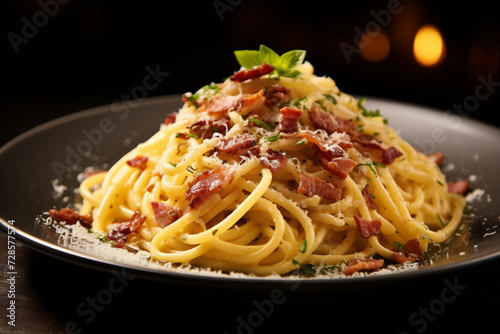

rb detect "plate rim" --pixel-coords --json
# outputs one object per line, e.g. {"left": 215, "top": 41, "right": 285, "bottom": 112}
{"left": 1, "top": 94, "right": 500, "bottom": 291}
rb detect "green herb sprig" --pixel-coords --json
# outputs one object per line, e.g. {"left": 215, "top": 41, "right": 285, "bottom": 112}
{"left": 234, "top": 45, "right": 306, "bottom": 79}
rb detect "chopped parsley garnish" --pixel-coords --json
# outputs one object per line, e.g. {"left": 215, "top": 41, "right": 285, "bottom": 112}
{"left": 185, "top": 84, "right": 220, "bottom": 108}
{"left": 234, "top": 45, "right": 306, "bottom": 79}
{"left": 186, "top": 165, "right": 197, "bottom": 173}
{"left": 96, "top": 233, "right": 109, "bottom": 243}
{"left": 291, "top": 96, "right": 308, "bottom": 109}
{"left": 186, "top": 133, "right": 199, "bottom": 139}
{"left": 247, "top": 117, "right": 274, "bottom": 131}
{"left": 323, "top": 93, "right": 338, "bottom": 105}
{"left": 437, "top": 213, "right": 445, "bottom": 227}
{"left": 296, "top": 139, "right": 306, "bottom": 145}
{"left": 356, "top": 162, "right": 385, "bottom": 174}
{"left": 393, "top": 241, "right": 404, "bottom": 251}
{"left": 300, "top": 240, "right": 307, "bottom": 253}
{"left": 357, "top": 97, "right": 388, "bottom": 124}
{"left": 265, "top": 133, "right": 281, "bottom": 142}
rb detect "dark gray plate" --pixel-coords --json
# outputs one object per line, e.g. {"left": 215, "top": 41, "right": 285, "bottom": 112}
{"left": 1, "top": 95, "right": 499, "bottom": 298}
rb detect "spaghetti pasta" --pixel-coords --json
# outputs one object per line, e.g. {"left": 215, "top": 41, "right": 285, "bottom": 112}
{"left": 73, "top": 46, "right": 467, "bottom": 276}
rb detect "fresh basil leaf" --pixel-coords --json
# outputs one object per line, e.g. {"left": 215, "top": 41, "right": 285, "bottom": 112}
{"left": 234, "top": 50, "right": 261, "bottom": 69}
{"left": 280, "top": 49, "right": 306, "bottom": 69}
{"left": 233, "top": 45, "right": 306, "bottom": 79}
{"left": 259, "top": 45, "right": 281, "bottom": 68}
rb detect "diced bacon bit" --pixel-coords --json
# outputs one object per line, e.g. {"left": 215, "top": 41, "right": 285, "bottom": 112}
{"left": 299, "top": 130, "right": 353, "bottom": 153}
{"left": 361, "top": 185, "right": 377, "bottom": 210}
{"left": 382, "top": 146, "right": 403, "bottom": 165}
{"left": 298, "top": 172, "right": 343, "bottom": 203}
{"left": 207, "top": 94, "right": 243, "bottom": 115}
{"left": 354, "top": 133, "right": 386, "bottom": 149}
{"left": 126, "top": 156, "right": 148, "bottom": 169}
{"left": 207, "top": 90, "right": 265, "bottom": 116}
{"left": 241, "top": 90, "right": 266, "bottom": 116}
{"left": 259, "top": 149, "right": 288, "bottom": 174}
{"left": 278, "top": 107, "right": 301, "bottom": 133}
{"left": 343, "top": 258, "right": 384, "bottom": 276}
{"left": 215, "top": 133, "right": 257, "bottom": 154}
{"left": 150, "top": 201, "right": 182, "bottom": 228}
{"left": 427, "top": 152, "right": 444, "bottom": 166}
{"left": 230, "top": 63, "right": 274, "bottom": 82}
{"left": 353, "top": 134, "right": 402, "bottom": 165}
{"left": 354, "top": 216, "right": 382, "bottom": 239}
{"left": 163, "top": 112, "right": 177, "bottom": 126}
{"left": 187, "top": 116, "right": 230, "bottom": 139}
{"left": 447, "top": 180, "right": 469, "bottom": 194}
{"left": 185, "top": 166, "right": 236, "bottom": 209}
{"left": 48, "top": 208, "right": 93, "bottom": 229}
{"left": 306, "top": 135, "right": 345, "bottom": 158}
{"left": 392, "top": 238, "right": 425, "bottom": 264}
{"left": 107, "top": 211, "right": 146, "bottom": 248}
{"left": 308, "top": 105, "right": 357, "bottom": 136}
{"left": 266, "top": 84, "right": 291, "bottom": 104}
{"left": 313, "top": 146, "right": 357, "bottom": 179}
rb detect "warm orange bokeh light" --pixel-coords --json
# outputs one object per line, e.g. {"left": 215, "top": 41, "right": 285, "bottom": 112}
{"left": 413, "top": 25, "right": 445, "bottom": 66}
{"left": 359, "top": 30, "right": 391, "bottom": 62}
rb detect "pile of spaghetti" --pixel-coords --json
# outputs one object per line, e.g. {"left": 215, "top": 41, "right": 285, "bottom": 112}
{"left": 51, "top": 46, "right": 468, "bottom": 276}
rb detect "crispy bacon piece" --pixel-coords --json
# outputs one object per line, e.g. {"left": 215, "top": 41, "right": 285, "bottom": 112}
{"left": 215, "top": 133, "right": 257, "bottom": 154}
{"left": 427, "top": 152, "right": 444, "bottom": 166}
{"left": 354, "top": 134, "right": 402, "bottom": 165}
{"left": 392, "top": 238, "right": 425, "bottom": 263}
{"left": 207, "top": 94, "right": 243, "bottom": 115}
{"left": 126, "top": 156, "right": 148, "bottom": 169}
{"left": 361, "top": 185, "right": 377, "bottom": 210}
{"left": 260, "top": 149, "right": 288, "bottom": 174}
{"left": 185, "top": 166, "right": 236, "bottom": 209}
{"left": 447, "top": 180, "right": 469, "bottom": 194}
{"left": 150, "top": 201, "right": 182, "bottom": 228}
{"left": 187, "top": 116, "right": 230, "bottom": 139}
{"left": 278, "top": 107, "right": 301, "bottom": 133}
{"left": 230, "top": 63, "right": 274, "bottom": 82}
{"left": 354, "top": 133, "right": 383, "bottom": 147}
{"left": 308, "top": 106, "right": 357, "bottom": 136}
{"left": 299, "top": 130, "right": 353, "bottom": 154}
{"left": 343, "top": 258, "right": 384, "bottom": 276}
{"left": 107, "top": 211, "right": 146, "bottom": 248}
{"left": 163, "top": 112, "right": 177, "bottom": 126}
{"left": 382, "top": 146, "right": 403, "bottom": 165}
{"left": 48, "top": 208, "right": 93, "bottom": 228}
{"left": 313, "top": 146, "right": 357, "bottom": 179}
{"left": 207, "top": 91, "right": 265, "bottom": 116}
{"left": 298, "top": 172, "right": 343, "bottom": 203}
{"left": 354, "top": 216, "right": 382, "bottom": 239}
{"left": 266, "top": 84, "right": 291, "bottom": 104}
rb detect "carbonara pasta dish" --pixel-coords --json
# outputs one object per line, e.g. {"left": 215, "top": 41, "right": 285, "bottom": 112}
{"left": 50, "top": 46, "right": 469, "bottom": 276}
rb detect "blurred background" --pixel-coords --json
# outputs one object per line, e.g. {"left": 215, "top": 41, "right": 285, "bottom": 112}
{"left": 1, "top": 0, "right": 499, "bottom": 146}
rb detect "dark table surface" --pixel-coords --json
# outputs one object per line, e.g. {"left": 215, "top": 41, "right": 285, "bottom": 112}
{"left": 1, "top": 229, "right": 500, "bottom": 334}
